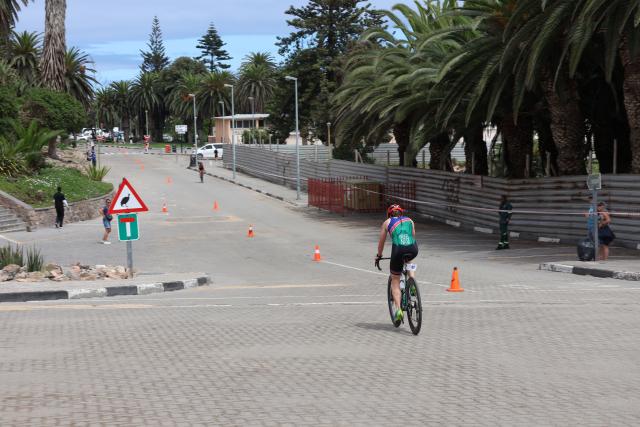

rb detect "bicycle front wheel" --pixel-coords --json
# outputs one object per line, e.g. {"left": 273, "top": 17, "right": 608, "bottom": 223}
{"left": 406, "top": 278, "right": 422, "bottom": 335}
{"left": 387, "top": 277, "right": 401, "bottom": 328}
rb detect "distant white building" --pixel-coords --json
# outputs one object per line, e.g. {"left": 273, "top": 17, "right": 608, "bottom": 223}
{"left": 209, "top": 114, "right": 269, "bottom": 143}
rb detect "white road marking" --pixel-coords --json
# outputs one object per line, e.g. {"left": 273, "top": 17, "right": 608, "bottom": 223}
{"left": 0, "top": 234, "right": 22, "bottom": 244}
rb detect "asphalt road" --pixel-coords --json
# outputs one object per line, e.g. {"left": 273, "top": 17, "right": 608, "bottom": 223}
{"left": 1, "top": 150, "right": 640, "bottom": 426}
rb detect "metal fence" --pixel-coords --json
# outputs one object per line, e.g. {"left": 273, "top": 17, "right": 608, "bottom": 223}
{"left": 224, "top": 144, "right": 640, "bottom": 248}
{"left": 308, "top": 177, "right": 416, "bottom": 215}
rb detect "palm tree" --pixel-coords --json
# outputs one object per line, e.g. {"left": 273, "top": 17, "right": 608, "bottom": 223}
{"left": 241, "top": 52, "right": 277, "bottom": 71}
{"left": 8, "top": 30, "right": 40, "bottom": 85}
{"left": 569, "top": 0, "right": 640, "bottom": 173}
{"left": 0, "top": 0, "right": 28, "bottom": 47}
{"left": 94, "top": 87, "right": 117, "bottom": 131}
{"left": 131, "top": 72, "right": 161, "bottom": 139}
{"left": 109, "top": 80, "right": 132, "bottom": 140}
{"left": 168, "top": 73, "right": 202, "bottom": 142}
{"left": 237, "top": 63, "right": 276, "bottom": 113}
{"left": 64, "top": 47, "right": 96, "bottom": 106}
{"left": 40, "top": 0, "right": 66, "bottom": 91}
{"left": 197, "top": 70, "right": 233, "bottom": 135}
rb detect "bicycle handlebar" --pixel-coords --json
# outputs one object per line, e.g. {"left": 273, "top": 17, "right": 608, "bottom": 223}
{"left": 375, "top": 256, "right": 390, "bottom": 271}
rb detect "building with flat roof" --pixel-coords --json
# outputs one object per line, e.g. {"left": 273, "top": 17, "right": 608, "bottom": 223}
{"left": 210, "top": 114, "right": 269, "bottom": 144}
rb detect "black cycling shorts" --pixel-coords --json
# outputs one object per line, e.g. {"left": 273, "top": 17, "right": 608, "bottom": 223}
{"left": 390, "top": 243, "right": 418, "bottom": 275}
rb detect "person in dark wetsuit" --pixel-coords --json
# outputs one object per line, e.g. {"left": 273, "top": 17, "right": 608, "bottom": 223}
{"left": 375, "top": 204, "right": 418, "bottom": 322}
{"left": 53, "top": 186, "right": 67, "bottom": 228}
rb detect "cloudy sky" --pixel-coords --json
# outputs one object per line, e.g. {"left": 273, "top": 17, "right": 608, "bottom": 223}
{"left": 16, "top": 0, "right": 400, "bottom": 85}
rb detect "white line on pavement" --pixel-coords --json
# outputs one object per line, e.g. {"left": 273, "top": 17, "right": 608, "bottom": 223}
{"left": 320, "top": 260, "right": 462, "bottom": 290}
{"left": 0, "top": 234, "right": 22, "bottom": 244}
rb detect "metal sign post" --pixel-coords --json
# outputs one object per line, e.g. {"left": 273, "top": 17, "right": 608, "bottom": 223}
{"left": 587, "top": 174, "right": 602, "bottom": 262}
{"left": 109, "top": 179, "right": 148, "bottom": 278}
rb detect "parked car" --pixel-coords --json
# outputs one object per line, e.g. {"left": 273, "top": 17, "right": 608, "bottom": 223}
{"left": 196, "top": 143, "right": 224, "bottom": 159}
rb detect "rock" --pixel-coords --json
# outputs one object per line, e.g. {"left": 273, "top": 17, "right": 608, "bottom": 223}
{"left": 14, "top": 272, "right": 27, "bottom": 280}
{"left": 51, "top": 275, "right": 70, "bottom": 282}
{"left": 45, "top": 263, "right": 63, "bottom": 275}
{"left": 26, "top": 271, "right": 46, "bottom": 281}
{"left": 19, "top": 266, "right": 26, "bottom": 273}
{"left": 65, "top": 270, "right": 81, "bottom": 281}
{"left": 44, "top": 264, "right": 64, "bottom": 279}
{"left": 80, "top": 272, "right": 98, "bottom": 281}
{"left": 2, "top": 264, "right": 21, "bottom": 277}
{"left": 0, "top": 271, "right": 12, "bottom": 282}
{"left": 115, "top": 266, "right": 126, "bottom": 275}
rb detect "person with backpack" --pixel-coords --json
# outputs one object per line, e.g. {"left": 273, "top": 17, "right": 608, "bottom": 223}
{"left": 101, "top": 198, "right": 113, "bottom": 244}
{"left": 53, "top": 186, "right": 68, "bottom": 228}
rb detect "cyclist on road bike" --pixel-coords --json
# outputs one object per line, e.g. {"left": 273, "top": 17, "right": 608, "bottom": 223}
{"left": 375, "top": 204, "right": 419, "bottom": 322}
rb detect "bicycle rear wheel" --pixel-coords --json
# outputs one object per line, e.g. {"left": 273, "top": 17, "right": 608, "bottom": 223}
{"left": 406, "top": 278, "right": 422, "bottom": 335}
{"left": 387, "top": 277, "right": 401, "bottom": 328}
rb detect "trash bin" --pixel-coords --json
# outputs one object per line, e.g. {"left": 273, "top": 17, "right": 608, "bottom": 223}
{"left": 165, "top": 144, "right": 171, "bottom": 153}
{"left": 172, "top": 145, "right": 177, "bottom": 153}
{"left": 189, "top": 154, "right": 197, "bottom": 167}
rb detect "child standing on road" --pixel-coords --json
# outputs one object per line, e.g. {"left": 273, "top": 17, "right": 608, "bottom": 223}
{"left": 198, "top": 161, "right": 205, "bottom": 183}
{"left": 101, "top": 198, "right": 112, "bottom": 244}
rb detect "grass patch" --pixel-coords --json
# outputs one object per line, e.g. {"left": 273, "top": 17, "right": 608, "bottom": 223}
{"left": 0, "top": 167, "right": 113, "bottom": 208}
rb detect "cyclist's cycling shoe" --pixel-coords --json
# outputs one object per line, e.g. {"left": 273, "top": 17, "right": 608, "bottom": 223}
{"left": 395, "top": 309, "right": 403, "bottom": 322}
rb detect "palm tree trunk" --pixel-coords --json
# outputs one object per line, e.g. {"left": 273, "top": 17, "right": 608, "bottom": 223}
{"left": 620, "top": 34, "right": 640, "bottom": 173}
{"left": 463, "top": 125, "right": 488, "bottom": 175}
{"left": 429, "top": 133, "right": 452, "bottom": 171}
{"left": 40, "top": 0, "right": 66, "bottom": 92}
{"left": 540, "top": 69, "right": 586, "bottom": 176}
{"left": 501, "top": 114, "right": 533, "bottom": 179}
{"left": 392, "top": 121, "right": 411, "bottom": 167}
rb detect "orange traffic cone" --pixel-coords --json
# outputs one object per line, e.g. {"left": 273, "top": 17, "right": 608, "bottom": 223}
{"left": 166, "top": 176, "right": 172, "bottom": 184}
{"left": 313, "top": 245, "right": 322, "bottom": 262}
{"left": 447, "top": 267, "right": 464, "bottom": 292}
{"left": 213, "top": 200, "right": 219, "bottom": 211}
{"left": 161, "top": 202, "right": 168, "bottom": 214}
{"left": 247, "top": 225, "right": 254, "bottom": 238}
{"left": 140, "top": 164, "right": 145, "bottom": 171}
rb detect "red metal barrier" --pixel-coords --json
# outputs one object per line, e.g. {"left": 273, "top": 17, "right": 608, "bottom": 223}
{"left": 309, "top": 178, "right": 416, "bottom": 215}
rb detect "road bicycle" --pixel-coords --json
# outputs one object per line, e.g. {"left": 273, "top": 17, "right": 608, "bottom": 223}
{"left": 376, "top": 255, "right": 422, "bottom": 335}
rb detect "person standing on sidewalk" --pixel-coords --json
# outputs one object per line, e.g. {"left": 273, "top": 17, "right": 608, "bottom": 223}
{"left": 101, "top": 198, "right": 112, "bottom": 244}
{"left": 198, "top": 161, "right": 205, "bottom": 183}
{"left": 496, "top": 195, "right": 513, "bottom": 250}
{"left": 53, "top": 186, "right": 67, "bottom": 228}
{"left": 597, "top": 202, "right": 615, "bottom": 260}
{"left": 91, "top": 147, "right": 97, "bottom": 167}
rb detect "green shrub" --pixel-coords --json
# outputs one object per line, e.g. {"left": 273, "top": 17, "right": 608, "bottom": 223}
{"left": 83, "top": 165, "right": 111, "bottom": 182}
{"left": 19, "top": 88, "right": 87, "bottom": 133}
{"left": 0, "top": 244, "right": 24, "bottom": 269}
{"left": 25, "top": 246, "right": 44, "bottom": 272}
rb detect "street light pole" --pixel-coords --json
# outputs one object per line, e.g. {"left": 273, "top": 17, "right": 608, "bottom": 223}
{"left": 285, "top": 76, "right": 300, "bottom": 200}
{"left": 219, "top": 101, "right": 225, "bottom": 143}
{"left": 224, "top": 84, "right": 236, "bottom": 180}
{"left": 189, "top": 94, "right": 197, "bottom": 157}
{"left": 327, "top": 122, "right": 332, "bottom": 159}
{"left": 145, "top": 109, "right": 149, "bottom": 137}
{"left": 248, "top": 96, "right": 255, "bottom": 144}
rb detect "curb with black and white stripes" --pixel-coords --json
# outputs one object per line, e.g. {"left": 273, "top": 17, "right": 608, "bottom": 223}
{"left": 539, "top": 263, "right": 640, "bottom": 282}
{"left": 0, "top": 275, "right": 211, "bottom": 303}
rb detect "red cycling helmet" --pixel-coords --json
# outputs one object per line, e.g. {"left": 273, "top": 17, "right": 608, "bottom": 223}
{"left": 387, "top": 204, "right": 403, "bottom": 217}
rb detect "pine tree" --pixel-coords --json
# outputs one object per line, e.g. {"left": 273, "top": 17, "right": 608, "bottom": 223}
{"left": 196, "top": 22, "right": 231, "bottom": 72}
{"left": 140, "top": 16, "right": 169, "bottom": 73}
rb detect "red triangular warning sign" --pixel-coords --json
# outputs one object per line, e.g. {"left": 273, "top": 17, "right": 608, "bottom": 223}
{"left": 108, "top": 178, "right": 149, "bottom": 214}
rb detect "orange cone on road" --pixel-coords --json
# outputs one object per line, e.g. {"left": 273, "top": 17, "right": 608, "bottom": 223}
{"left": 247, "top": 225, "right": 254, "bottom": 238}
{"left": 161, "top": 201, "right": 168, "bottom": 214}
{"left": 140, "top": 164, "right": 145, "bottom": 171}
{"left": 166, "top": 176, "right": 172, "bottom": 184}
{"left": 313, "top": 245, "right": 322, "bottom": 262}
{"left": 213, "top": 200, "right": 219, "bottom": 211}
{"left": 447, "top": 267, "right": 464, "bottom": 292}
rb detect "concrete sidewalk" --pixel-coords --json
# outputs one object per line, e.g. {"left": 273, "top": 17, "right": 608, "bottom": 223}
{"left": 540, "top": 260, "right": 640, "bottom": 281}
{"left": 192, "top": 161, "right": 308, "bottom": 208}
{"left": 0, "top": 273, "right": 210, "bottom": 303}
